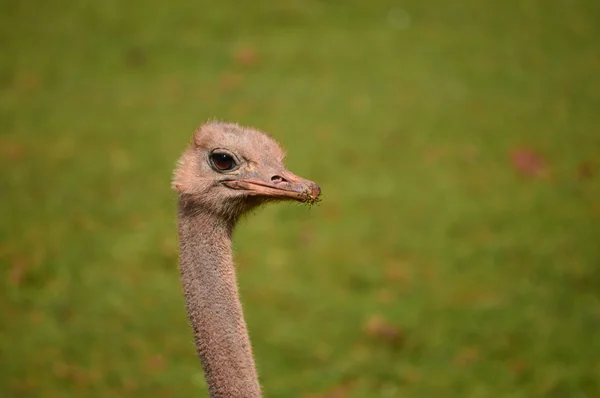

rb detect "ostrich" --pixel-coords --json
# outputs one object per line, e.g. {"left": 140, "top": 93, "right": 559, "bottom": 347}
{"left": 172, "top": 121, "right": 321, "bottom": 397}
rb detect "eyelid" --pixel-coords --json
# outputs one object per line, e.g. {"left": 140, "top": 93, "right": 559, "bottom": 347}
{"left": 208, "top": 149, "right": 241, "bottom": 172}
{"left": 210, "top": 148, "right": 239, "bottom": 161}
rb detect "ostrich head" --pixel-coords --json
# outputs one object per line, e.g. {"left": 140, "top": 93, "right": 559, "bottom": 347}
{"left": 173, "top": 121, "right": 321, "bottom": 220}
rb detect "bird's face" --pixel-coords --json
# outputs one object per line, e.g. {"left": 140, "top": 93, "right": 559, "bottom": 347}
{"left": 173, "top": 122, "right": 320, "bottom": 218}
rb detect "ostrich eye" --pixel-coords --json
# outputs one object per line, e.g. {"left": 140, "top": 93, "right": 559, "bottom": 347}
{"left": 210, "top": 152, "right": 237, "bottom": 171}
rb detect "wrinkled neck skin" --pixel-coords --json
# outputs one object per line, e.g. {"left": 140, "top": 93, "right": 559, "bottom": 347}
{"left": 177, "top": 195, "right": 261, "bottom": 398}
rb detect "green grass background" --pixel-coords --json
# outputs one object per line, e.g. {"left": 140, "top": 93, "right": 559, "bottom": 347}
{"left": 1, "top": 1, "right": 599, "bottom": 397}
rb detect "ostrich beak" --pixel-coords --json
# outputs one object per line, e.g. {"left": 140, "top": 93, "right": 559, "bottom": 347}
{"left": 223, "top": 170, "right": 321, "bottom": 203}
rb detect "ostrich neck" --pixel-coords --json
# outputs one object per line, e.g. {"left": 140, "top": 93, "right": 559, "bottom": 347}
{"left": 177, "top": 199, "right": 261, "bottom": 398}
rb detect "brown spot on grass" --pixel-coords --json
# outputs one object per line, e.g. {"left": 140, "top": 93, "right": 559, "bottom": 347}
{"left": 52, "top": 362, "right": 98, "bottom": 388}
{"left": 577, "top": 161, "right": 594, "bottom": 179}
{"left": 508, "top": 358, "right": 529, "bottom": 376}
{"left": 231, "top": 100, "right": 253, "bottom": 118}
{"left": 322, "top": 202, "right": 341, "bottom": 221}
{"left": 161, "top": 75, "right": 183, "bottom": 104}
{"left": 73, "top": 212, "right": 98, "bottom": 231}
{"left": 304, "top": 380, "right": 357, "bottom": 398}
{"left": 219, "top": 72, "right": 244, "bottom": 92}
{"left": 510, "top": 147, "right": 549, "bottom": 178}
{"left": 145, "top": 354, "right": 166, "bottom": 373}
{"left": 384, "top": 260, "right": 412, "bottom": 289}
{"left": 10, "top": 377, "right": 37, "bottom": 394}
{"left": 377, "top": 288, "right": 395, "bottom": 303}
{"left": 52, "top": 361, "right": 70, "bottom": 378}
{"left": 300, "top": 225, "right": 315, "bottom": 247}
{"left": 13, "top": 70, "right": 41, "bottom": 91}
{"left": 462, "top": 145, "right": 480, "bottom": 164}
{"left": 0, "top": 139, "right": 27, "bottom": 161}
{"left": 232, "top": 45, "right": 260, "bottom": 68}
{"left": 124, "top": 45, "right": 147, "bottom": 68}
{"left": 450, "top": 286, "right": 503, "bottom": 308}
{"left": 121, "top": 377, "right": 139, "bottom": 393}
{"left": 400, "top": 365, "right": 421, "bottom": 384}
{"left": 422, "top": 146, "right": 449, "bottom": 164}
{"left": 8, "top": 255, "right": 30, "bottom": 286}
{"left": 363, "top": 314, "right": 404, "bottom": 346}
{"left": 453, "top": 346, "right": 480, "bottom": 367}
{"left": 29, "top": 310, "right": 45, "bottom": 325}
{"left": 591, "top": 203, "right": 600, "bottom": 218}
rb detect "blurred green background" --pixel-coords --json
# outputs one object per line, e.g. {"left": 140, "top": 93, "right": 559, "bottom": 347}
{"left": 1, "top": 0, "right": 599, "bottom": 397}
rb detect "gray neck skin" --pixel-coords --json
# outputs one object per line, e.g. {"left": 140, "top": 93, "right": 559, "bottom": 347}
{"left": 177, "top": 199, "right": 261, "bottom": 398}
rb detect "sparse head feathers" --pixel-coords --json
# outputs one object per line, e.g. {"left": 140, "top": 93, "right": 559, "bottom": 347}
{"left": 193, "top": 122, "right": 285, "bottom": 163}
{"left": 172, "top": 121, "right": 320, "bottom": 220}
{"left": 172, "top": 122, "right": 285, "bottom": 196}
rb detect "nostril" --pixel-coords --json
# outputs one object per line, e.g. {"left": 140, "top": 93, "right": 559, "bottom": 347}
{"left": 271, "top": 175, "right": 288, "bottom": 184}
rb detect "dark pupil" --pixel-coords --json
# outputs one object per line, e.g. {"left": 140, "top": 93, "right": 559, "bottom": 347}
{"left": 211, "top": 153, "right": 235, "bottom": 170}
